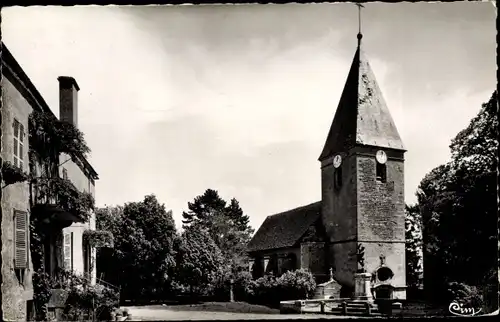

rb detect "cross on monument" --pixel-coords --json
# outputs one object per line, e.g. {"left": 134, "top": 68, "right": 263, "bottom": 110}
{"left": 355, "top": 2, "right": 365, "bottom": 45}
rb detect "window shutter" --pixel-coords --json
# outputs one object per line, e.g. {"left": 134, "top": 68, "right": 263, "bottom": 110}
{"left": 64, "top": 232, "right": 72, "bottom": 270}
{"left": 14, "top": 211, "right": 28, "bottom": 269}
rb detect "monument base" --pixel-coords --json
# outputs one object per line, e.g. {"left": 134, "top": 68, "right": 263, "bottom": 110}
{"left": 354, "top": 272, "right": 373, "bottom": 301}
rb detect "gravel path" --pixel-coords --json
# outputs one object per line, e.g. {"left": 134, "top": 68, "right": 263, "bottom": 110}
{"left": 122, "top": 305, "right": 371, "bottom": 320}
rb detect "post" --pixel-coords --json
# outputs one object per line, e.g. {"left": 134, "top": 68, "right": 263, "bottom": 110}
{"left": 229, "top": 279, "right": 234, "bottom": 302}
{"left": 365, "top": 302, "right": 371, "bottom": 315}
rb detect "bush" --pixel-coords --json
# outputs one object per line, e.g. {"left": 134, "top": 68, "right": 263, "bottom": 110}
{"left": 209, "top": 270, "right": 254, "bottom": 302}
{"left": 276, "top": 268, "right": 316, "bottom": 301}
{"left": 446, "top": 282, "right": 483, "bottom": 309}
{"left": 233, "top": 271, "right": 253, "bottom": 302}
{"left": 32, "top": 270, "right": 53, "bottom": 321}
{"left": 482, "top": 269, "right": 499, "bottom": 314}
{"left": 246, "top": 269, "right": 316, "bottom": 307}
{"left": 59, "top": 272, "right": 120, "bottom": 321}
{"left": 248, "top": 274, "right": 280, "bottom": 307}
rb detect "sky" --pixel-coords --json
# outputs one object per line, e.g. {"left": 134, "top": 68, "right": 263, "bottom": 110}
{"left": 2, "top": 2, "right": 496, "bottom": 232}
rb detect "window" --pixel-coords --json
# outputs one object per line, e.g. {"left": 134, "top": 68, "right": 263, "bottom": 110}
{"left": 14, "top": 210, "right": 28, "bottom": 285}
{"left": 334, "top": 167, "right": 343, "bottom": 190}
{"left": 13, "top": 119, "right": 25, "bottom": 169}
{"left": 376, "top": 162, "right": 387, "bottom": 183}
{"left": 63, "top": 232, "right": 73, "bottom": 271}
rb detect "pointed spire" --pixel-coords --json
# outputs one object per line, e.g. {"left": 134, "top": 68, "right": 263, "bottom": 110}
{"left": 318, "top": 34, "right": 405, "bottom": 161}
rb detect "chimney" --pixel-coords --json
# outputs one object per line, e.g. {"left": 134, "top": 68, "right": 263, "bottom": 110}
{"left": 57, "top": 76, "right": 80, "bottom": 127}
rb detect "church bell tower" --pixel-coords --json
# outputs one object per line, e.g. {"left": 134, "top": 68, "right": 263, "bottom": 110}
{"left": 319, "top": 28, "right": 407, "bottom": 300}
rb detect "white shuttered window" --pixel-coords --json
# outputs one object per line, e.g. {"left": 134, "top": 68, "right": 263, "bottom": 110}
{"left": 63, "top": 232, "right": 73, "bottom": 270}
{"left": 14, "top": 210, "right": 28, "bottom": 269}
{"left": 13, "top": 119, "right": 25, "bottom": 169}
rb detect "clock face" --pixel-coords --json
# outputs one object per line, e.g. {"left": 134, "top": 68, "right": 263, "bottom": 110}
{"left": 333, "top": 155, "right": 342, "bottom": 168}
{"left": 376, "top": 150, "right": 387, "bottom": 164}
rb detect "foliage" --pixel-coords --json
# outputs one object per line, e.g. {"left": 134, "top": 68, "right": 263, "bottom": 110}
{"left": 33, "top": 177, "right": 94, "bottom": 222}
{"left": 32, "top": 270, "right": 53, "bottom": 321}
{"left": 417, "top": 91, "right": 498, "bottom": 306}
{"left": 276, "top": 268, "right": 317, "bottom": 301}
{"left": 95, "top": 195, "right": 178, "bottom": 302}
{"left": 83, "top": 229, "right": 114, "bottom": 248}
{"left": 181, "top": 189, "right": 227, "bottom": 227}
{"left": 405, "top": 204, "right": 423, "bottom": 290}
{"left": 446, "top": 282, "right": 483, "bottom": 309}
{"left": 29, "top": 110, "right": 90, "bottom": 161}
{"left": 246, "top": 269, "right": 316, "bottom": 307}
{"left": 356, "top": 243, "right": 366, "bottom": 273}
{"left": 481, "top": 268, "right": 499, "bottom": 314}
{"left": 225, "top": 198, "right": 253, "bottom": 234}
{"left": 232, "top": 271, "right": 254, "bottom": 302}
{"left": 64, "top": 282, "right": 120, "bottom": 321}
{"left": 247, "top": 274, "right": 279, "bottom": 306}
{"left": 1, "top": 161, "right": 29, "bottom": 186}
{"left": 174, "top": 227, "right": 224, "bottom": 298}
{"left": 182, "top": 189, "right": 254, "bottom": 278}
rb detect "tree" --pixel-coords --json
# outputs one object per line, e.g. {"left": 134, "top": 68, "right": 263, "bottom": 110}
{"left": 174, "top": 226, "right": 224, "bottom": 299}
{"left": 96, "top": 195, "right": 178, "bottom": 303}
{"left": 181, "top": 189, "right": 255, "bottom": 300}
{"left": 181, "top": 189, "right": 226, "bottom": 227}
{"left": 405, "top": 204, "right": 423, "bottom": 291}
{"left": 182, "top": 189, "right": 254, "bottom": 273}
{"left": 226, "top": 198, "right": 252, "bottom": 234}
{"left": 417, "top": 91, "right": 498, "bottom": 308}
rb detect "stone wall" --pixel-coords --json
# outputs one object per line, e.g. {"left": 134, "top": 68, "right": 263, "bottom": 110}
{"left": 329, "top": 241, "right": 357, "bottom": 287}
{"left": 356, "top": 152, "right": 405, "bottom": 242}
{"left": 60, "top": 153, "right": 96, "bottom": 284}
{"left": 300, "top": 242, "right": 327, "bottom": 281}
{"left": 321, "top": 153, "right": 358, "bottom": 287}
{"left": 320, "top": 146, "right": 406, "bottom": 294}
{"left": 321, "top": 154, "right": 358, "bottom": 243}
{"left": 356, "top": 147, "right": 406, "bottom": 299}
{"left": 1, "top": 76, "right": 34, "bottom": 321}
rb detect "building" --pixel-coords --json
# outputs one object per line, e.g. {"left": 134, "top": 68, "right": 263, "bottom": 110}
{"left": 1, "top": 43, "right": 99, "bottom": 321}
{"left": 247, "top": 33, "right": 407, "bottom": 300}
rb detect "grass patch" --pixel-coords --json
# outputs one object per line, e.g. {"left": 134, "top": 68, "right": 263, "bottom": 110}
{"left": 165, "top": 302, "right": 280, "bottom": 314}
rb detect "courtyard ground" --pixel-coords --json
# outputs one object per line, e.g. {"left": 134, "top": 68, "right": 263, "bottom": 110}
{"left": 122, "top": 304, "right": 379, "bottom": 321}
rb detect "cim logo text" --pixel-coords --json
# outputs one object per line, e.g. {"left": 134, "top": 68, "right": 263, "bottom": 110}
{"left": 449, "top": 301, "right": 482, "bottom": 317}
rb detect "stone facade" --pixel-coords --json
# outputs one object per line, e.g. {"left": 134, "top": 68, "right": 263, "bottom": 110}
{"left": 1, "top": 44, "right": 99, "bottom": 321}
{"left": 248, "top": 39, "right": 407, "bottom": 301}
{"left": 60, "top": 153, "right": 97, "bottom": 285}
{"left": 1, "top": 73, "right": 35, "bottom": 322}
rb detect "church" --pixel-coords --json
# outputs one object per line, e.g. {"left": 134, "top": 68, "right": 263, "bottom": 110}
{"left": 247, "top": 31, "right": 407, "bottom": 301}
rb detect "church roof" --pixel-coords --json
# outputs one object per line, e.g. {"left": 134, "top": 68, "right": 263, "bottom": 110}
{"left": 319, "top": 39, "right": 405, "bottom": 161}
{"left": 247, "top": 201, "right": 322, "bottom": 253}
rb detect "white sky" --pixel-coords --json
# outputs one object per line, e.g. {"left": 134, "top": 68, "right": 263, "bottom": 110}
{"left": 2, "top": 3, "right": 496, "bottom": 232}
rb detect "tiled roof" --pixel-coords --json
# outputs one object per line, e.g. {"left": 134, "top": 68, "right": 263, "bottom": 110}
{"left": 247, "top": 201, "right": 322, "bottom": 253}
{"left": 319, "top": 42, "right": 405, "bottom": 161}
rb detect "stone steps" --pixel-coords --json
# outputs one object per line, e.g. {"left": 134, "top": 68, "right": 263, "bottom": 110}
{"left": 329, "top": 301, "right": 381, "bottom": 316}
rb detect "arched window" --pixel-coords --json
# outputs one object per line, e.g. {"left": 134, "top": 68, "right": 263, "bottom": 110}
{"left": 376, "top": 162, "right": 387, "bottom": 183}
{"left": 334, "top": 167, "right": 342, "bottom": 190}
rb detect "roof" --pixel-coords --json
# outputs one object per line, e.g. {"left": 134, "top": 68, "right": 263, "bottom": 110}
{"left": 319, "top": 39, "right": 405, "bottom": 161}
{"left": 247, "top": 201, "right": 322, "bottom": 253}
{"left": 2, "top": 42, "right": 99, "bottom": 180}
